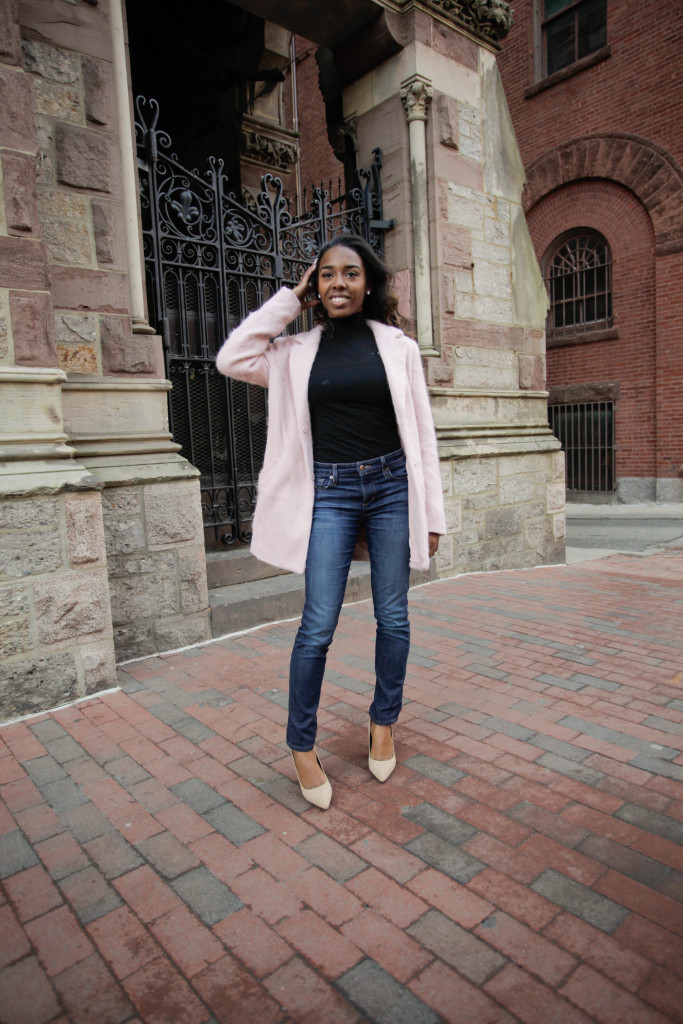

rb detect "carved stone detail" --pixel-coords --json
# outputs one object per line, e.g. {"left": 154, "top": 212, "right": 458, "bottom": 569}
{"left": 240, "top": 128, "right": 297, "bottom": 171}
{"left": 401, "top": 76, "right": 433, "bottom": 123}
{"left": 424, "top": 0, "right": 514, "bottom": 45}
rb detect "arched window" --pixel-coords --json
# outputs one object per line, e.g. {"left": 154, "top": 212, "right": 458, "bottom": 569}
{"left": 545, "top": 231, "right": 613, "bottom": 336}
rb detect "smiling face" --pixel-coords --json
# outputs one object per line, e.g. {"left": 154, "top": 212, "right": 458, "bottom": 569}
{"left": 317, "top": 245, "right": 368, "bottom": 319}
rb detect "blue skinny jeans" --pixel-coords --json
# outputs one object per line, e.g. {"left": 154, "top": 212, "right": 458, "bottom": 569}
{"left": 287, "top": 448, "right": 410, "bottom": 752}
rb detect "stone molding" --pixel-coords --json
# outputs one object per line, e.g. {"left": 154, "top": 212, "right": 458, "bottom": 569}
{"left": 400, "top": 0, "right": 513, "bottom": 47}
{"left": 240, "top": 116, "right": 298, "bottom": 171}
{"left": 523, "top": 133, "right": 683, "bottom": 255}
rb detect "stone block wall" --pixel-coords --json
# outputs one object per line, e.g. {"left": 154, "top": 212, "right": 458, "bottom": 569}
{"left": 0, "top": 0, "right": 211, "bottom": 720}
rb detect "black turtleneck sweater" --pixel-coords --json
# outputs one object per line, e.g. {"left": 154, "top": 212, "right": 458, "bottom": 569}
{"left": 308, "top": 313, "right": 402, "bottom": 463}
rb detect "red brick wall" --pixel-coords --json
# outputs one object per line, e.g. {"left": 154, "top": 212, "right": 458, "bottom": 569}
{"left": 286, "top": 36, "right": 345, "bottom": 204}
{"left": 498, "top": 1, "right": 683, "bottom": 491}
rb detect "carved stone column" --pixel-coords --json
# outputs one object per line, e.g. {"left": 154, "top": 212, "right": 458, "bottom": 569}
{"left": 401, "top": 75, "right": 436, "bottom": 355}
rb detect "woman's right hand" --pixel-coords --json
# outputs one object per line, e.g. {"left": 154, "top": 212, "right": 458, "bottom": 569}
{"left": 292, "top": 263, "right": 318, "bottom": 310}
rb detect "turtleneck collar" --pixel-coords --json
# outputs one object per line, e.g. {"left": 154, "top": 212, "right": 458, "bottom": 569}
{"left": 322, "top": 311, "right": 368, "bottom": 337}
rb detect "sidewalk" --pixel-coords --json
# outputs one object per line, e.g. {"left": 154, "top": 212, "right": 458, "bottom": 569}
{"left": 1, "top": 549, "right": 682, "bottom": 1024}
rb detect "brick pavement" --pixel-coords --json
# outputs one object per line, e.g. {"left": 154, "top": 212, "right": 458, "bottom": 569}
{"left": 1, "top": 549, "right": 682, "bottom": 1024}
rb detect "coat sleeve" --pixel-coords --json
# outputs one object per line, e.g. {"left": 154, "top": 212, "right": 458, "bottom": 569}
{"left": 215, "top": 287, "right": 303, "bottom": 387}
{"left": 407, "top": 340, "right": 447, "bottom": 536}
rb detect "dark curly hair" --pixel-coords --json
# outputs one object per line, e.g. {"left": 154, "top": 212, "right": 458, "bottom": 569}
{"left": 311, "top": 234, "right": 400, "bottom": 327}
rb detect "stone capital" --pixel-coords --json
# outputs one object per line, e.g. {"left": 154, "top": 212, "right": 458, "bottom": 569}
{"left": 400, "top": 75, "right": 434, "bottom": 124}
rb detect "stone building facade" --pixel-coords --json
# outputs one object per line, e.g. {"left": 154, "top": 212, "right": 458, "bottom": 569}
{"left": 497, "top": 0, "right": 683, "bottom": 502}
{"left": 0, "top": 0, "right": 564, "bottom": 721}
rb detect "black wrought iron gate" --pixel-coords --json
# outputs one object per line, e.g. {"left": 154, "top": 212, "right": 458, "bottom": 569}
{"left": 135, "top": 97, "right": 393, "bottom": 548}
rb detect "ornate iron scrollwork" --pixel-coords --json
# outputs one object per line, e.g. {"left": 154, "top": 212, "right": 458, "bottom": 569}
{"left": 136, "top": 97, "right": 392, "bottom": 547}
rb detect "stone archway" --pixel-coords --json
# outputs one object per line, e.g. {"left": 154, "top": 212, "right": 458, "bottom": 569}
{"left": 523, "top": 132, "right": 683, "bottom": 255}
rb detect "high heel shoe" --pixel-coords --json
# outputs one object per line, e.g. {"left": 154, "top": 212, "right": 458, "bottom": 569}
{"left": 368, "top": 721, "right": 396, "bottom": 782}
{"left": 291, "top": 750, "right": 332, "bottom": 810}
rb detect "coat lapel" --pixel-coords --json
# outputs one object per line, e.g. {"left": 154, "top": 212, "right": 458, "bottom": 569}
{"left": 371, "top": 322, "right": 408, "bottom": 426}
{"left": 289, "top": 326, "right": 323, "bottom": 475}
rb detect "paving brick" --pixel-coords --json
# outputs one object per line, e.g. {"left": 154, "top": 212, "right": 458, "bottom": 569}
{"left": 530, "top": 869, "right": 630, "bottom": 933}
{"left": 127, "top": 778, "right": 179, "bottom": 814}
{"left": 194, "top": 953, "right": 284, "bottom": 1024}
{"left": 0, "top": 828, "right": 39, "bottom": 878}
{"left": 0, "top": 776, "right": 44, "bottom": 813}
{"left": 461, "top": 833, "right": 544, "bottom": 885}
{"left": 345, "top": 866, "right": 428, "bottom": 928}
{"left": 212, "top": 906, "right": 293, "bottom": 978}
{"left": 484, "top": 962, "right": 594, "bottom": 1024}
{"left": 169, "top": 777, "right": 225, "bottom": 814}
{"left": 542, "top": 911, "right": 654, "bottom": 993}
{"left": 637, "top": 964, "right": 683, "bottom": 1022}
{"left": 4, "top": 864, "right": 63, "bottom": 922}
{"left": 408, "top": 909, "right": 506, "bottom": 984}
{"left": 154, "top": 802, "right": 214, "bottom": 844}
{"left": 614, "top": 802, "right": 683, "bottom": 845}
{"left": 53, "top": 951, "right": 135, "bottom": 1024}
{"left": 576, "top": 833, "right": 669, "bottom": 887}
{"left": 0, "top": 902, "right": 31, "bottom": 968}
{"left": 292, "top": 831, "right": 365, "bottom": 882}
{"left": 406, "top": 868, "right": 493, "bottom": 928}
{"left": 560, "top": 963, "right": 672, "bottom": 1024}
{"left": 264, "top": 956, "right": 362, "bottom": 1024}
{"left": 408, "top": 959, "right": 516, "bottom": 1024}
{"left": 405, "top": 833, "right": 485, "bottom": 884}
{"left": 203, "top": 801, "right": 265, "bottom": 846}
{"left": 171, "top": 866, "right": 242, "bottom": 925}
{"left": 24, "top": 755, "right": 67, "bottom": 787}
{"left": 457, "top": 800, "right": 533, "bottom": 845}
{"left": 148, "top": 904, "right": 225, "bottom": 978}
{"left": 348, "top": 832, "right": 423, "bottom": 883}
{"left": 593, "top": 867, "right": 682, "bottom": 933}
{"left": 135, "top": 831, "right": 201, "bottom": 879}
{"left": 474, "top": 909, "right": 577, "bottom": 986}
{"left": 517, "top": 833, "right": 606, "bottom": 886}
{"left": 83, "top": 832, "right": 145, "bottom": 880}
{"left": 59, "top": 802, "right": 114, "bottom": 843}
{"left": 14, "top": 802, "right": 65, "bottom": 844}
{"left": 122, "top": 955, "right": 209, "bottom": 1024}
{"left": 276, "top": 907, "right": 362, "bottom": 979}
{"left": 288, "top": 866, "right": 362, "bottom": 927}
{"left": 0, "top": 956, "right": 62, "bottom": 1024}
{"left": 614, "top": 914, "right": 683, "bottom": 976}
{"left": 402, "top": 801, "right": 477, "bottom": 845}
{"left": 403, "top": 753, "right": 466, "bottom": 786}
{"left": 468, "top": 867, "right": 561, "bottom": 931}
{"left": 631, "top": 831, "right": 683, "bottom": 873}
{"left": 112, "top": 865, "right": 183, "bottom": 923}
{"left": 189, "top": 832, "right": 253, "bottom": 883}
{"left": 341, "top": 907, "right": 433, "bottom": 983}
{"left": 508, "top": 800, "right": 590, "bottom": 846}
{"left": 25, "top": 903, "right": 94, "bottom": 977}
{"left": 336, "top": 959, "right": 440, "bottom": 1024}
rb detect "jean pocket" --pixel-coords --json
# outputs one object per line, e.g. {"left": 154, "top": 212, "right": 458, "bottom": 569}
{"left": 314, "top": 475, "right": 333, "bottom": 489}
{"left": 387, "top": 461, "right": 408, "bottom": 480}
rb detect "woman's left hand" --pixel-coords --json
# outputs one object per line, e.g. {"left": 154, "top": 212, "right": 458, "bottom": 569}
{"left": 429, "top": 532, "right": 440, "bottom": 558}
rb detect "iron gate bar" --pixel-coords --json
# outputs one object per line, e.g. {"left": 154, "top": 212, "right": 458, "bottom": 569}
{"left": 135, "top": 96, "right": 393, "bottom": 547}
{"left": 548, "top": 400, "right": 615, "bottom": 492}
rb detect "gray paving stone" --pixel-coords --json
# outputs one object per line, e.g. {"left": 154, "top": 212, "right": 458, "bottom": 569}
{"left": 204, "top": 803, "right": 265, "bottom": 846}
{"left": 614, "top": 803, "right": 683, "bottom": 844}
{"left": 325, "top": 702, "right": 367, "bottom": 726}
{"left": 228, "top": 755, "right": 281, "bottom": 786}
{"left": 437, "top": 701, "right": 479, "bottom": 719}
{"left": 667, "top": 699, "right": 683, "bottom": 712}
{"left": 465, "top": 663, "right": 510, "bottom": 681}
{"left": 44, "top": 737, "right": 87, "bottom": 764}
{"left": 339, "top": 654, "right": 375, "bottom": 673}
{"left": 171, "top": 867, "right": 243, "bottom": 925}
{"left": 535, "top": 753, "right": 604, "bottom": 785}
{"left": 642, "top": 715, "right": 683, "bottom": 738}
{"left": 568, "top": 673, "right": 620, "bottom": 692}
{"left": 325, "top": 673, "right": 372, "bottom": 694}
{"left": 295, "top": 834, "right": 366, "bottom": 882}
{"left": 403, "top": 754, "right": 466, "bottom": 787}
{"left": 506, "top": 631, "right": 551, "bottom": 646}
{"left": 60, "top": 866, "right": 123, "bottom": 924}
{"left": 529, "top": 734, "right": 591, "bottom": 763}
{"left": 404, "top": 833, "right": 484, "bottom": 883}
{"left": 172, "top": 717, "right": 217, "bottom": 744}
{"left": 552, "top": 651, "right": 598, "bottom": 666}
{"left": 192, "top": 690, "right": 234, "bottom": 709}
{"left": 170, "top": 778, "right": 225, "bottom": 814}
{"left": 628, "top": 755, "right": 683, "bottom": 782}
{"left": 535, "top": 674, "right": 586, "bottom": 692}
{"left": 29, "top": 720, "right": 68, "bottom": 742}
{"left": 479, "top": 716, "right": 535, "bottom": 742}
{"left": 408, "top": 909, "right": 506, "bottom": 984}
{"left": 24, "top": 755, "right": 67, "bottom": 785}
{"left": 407, "top": 652, "right": 440, "bottom": 668}
{"left": 148, "top": 702, "right": 189, "bottom": 725}
{"left": 403, "top": 803, "right": 477, "bottom": 845}
{"left": 336, "top": 959, "right": 440, "bottom": 1024}
{"left": 576, "top": 835, "right": 669, "bottom": 888}
{"left": 262, "top": 688, "right": 289, "bottom": 709}
{"left": 531, "top": 869, "right": 630, "bottom": 933}
{"left": 39, "top": 777, "right": 90, "bottom": 812}
{"left": 136, "top": 833, "right": 201, "bottom": 879}
{"left": 261, "top": 776, "right": 310, "bottom": 813}
{"left": 104, "top": 756, "right": 151, "bottom": 788}
{"left": 0, "top": 829, "right": 39, "bottom": 877}
{"left": 558, "top": 716, "right": 680, "bottom": 761}
{"left": 59, "top": 803, "right": 113, "bottom": 843}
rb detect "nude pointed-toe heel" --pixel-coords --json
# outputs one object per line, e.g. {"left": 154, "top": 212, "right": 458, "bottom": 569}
{"left": 368, "top": 721, "right": 396, "bottom": 783}
{"left": 291, "top": 750, "right": 332, "bottom": 809}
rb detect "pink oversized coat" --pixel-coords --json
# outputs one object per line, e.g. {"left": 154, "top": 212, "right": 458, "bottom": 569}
{"left": 215, "top": 287, "right": 446, "bottom": 574}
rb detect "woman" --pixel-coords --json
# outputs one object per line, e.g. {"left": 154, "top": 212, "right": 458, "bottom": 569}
{"left": 216, "top": 235, "right": 446, "bottom": 809}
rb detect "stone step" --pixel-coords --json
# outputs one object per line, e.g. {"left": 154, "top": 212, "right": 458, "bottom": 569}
{"left": 209, "top": 563, "right": 374, "bottom": 638}
{"left": 205, "top": 548, "right": 288, "bottom": 589}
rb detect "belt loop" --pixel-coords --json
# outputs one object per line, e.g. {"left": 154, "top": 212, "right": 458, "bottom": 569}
{"left": 381, "top": 454, "right": 390, "bottom": 479}
{"left": 331, "top": 464, "right": 337, "bottom": 484}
